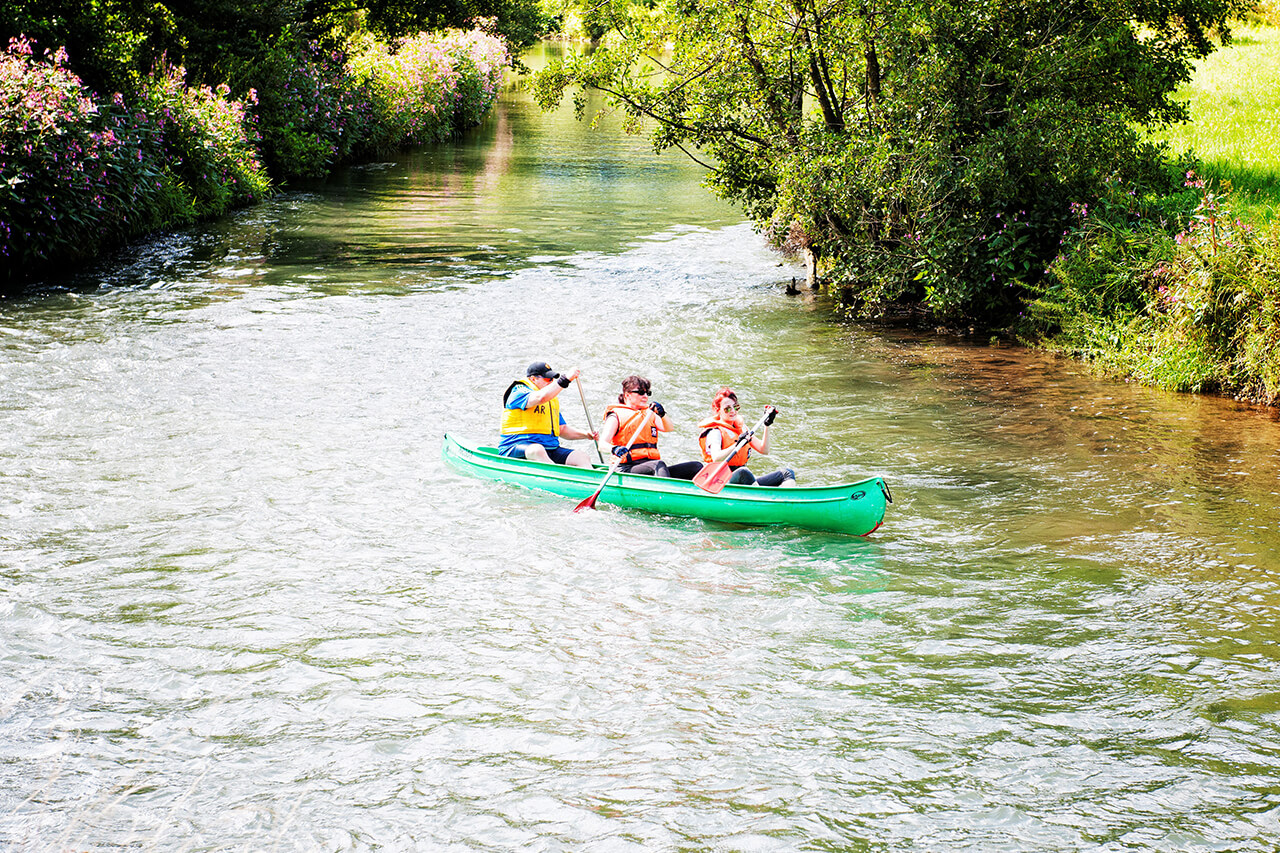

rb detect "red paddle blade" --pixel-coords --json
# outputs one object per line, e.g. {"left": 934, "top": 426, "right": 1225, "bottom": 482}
{"left": 576, "top": 463, "right": 621, "bottom": 511}
{"left": 693, "top": 461, "right": 732, "bottom": 494}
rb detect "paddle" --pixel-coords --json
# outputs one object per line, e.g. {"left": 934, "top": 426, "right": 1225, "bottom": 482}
{"left": 574, "top": 408, "right": 656, "bottom": 512}
{"left": 577, "top": 381, "right": 605, "bottom": 465}
{"left": 693, "top": 408, "right": 774, "bottom": 495}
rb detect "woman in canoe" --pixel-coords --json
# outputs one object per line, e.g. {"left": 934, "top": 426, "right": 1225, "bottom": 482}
{"left": 698, "top": 387, "right": 796, "bottom": 487}
{"left": 597, "top": 375, "right": 703, "bottom": 479}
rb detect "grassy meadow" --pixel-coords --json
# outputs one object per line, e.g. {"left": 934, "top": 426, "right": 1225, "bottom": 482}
{"left": 1154, "top": 22, "right": 1280, "bottom": 215}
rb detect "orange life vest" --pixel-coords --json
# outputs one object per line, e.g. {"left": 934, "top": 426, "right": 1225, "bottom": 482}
{"left": 605, "top": 404, "right": 661, "bottom": 463}
{"left": 698, "top": 416, "right": 751, "bottom": 466}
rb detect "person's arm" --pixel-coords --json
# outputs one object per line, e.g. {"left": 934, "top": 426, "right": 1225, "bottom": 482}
{"left": 596, "top": 412, "right": 619, "bottom": 459}
{"left": 524, "top": 368, "right": 582, "bottom": 407}
{"left": 750, "top": 424, "right": 769, "bottom": 455}
{"left": 560, "top": 424, "right": 595, "bottom": 441}
{"left": 704, "top": 428, "right": 744, "bottom": 465}
{"left": 648, "top": 401, "right": 671, "bottom": 433}
{"left": 749, "top": 407, "right": 778, "bottom": 454}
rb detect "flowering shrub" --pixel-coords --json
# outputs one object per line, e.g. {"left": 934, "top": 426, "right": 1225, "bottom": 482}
{"left": 1148, "top": 174, "right": 1280, "bottom": 400}
{"left": 441, "top": 27, "right": 509, "bottom": 130}
{"left": 1029, "top": 171, "right": 1280, "bottom": 404}
{"left": 252, "top": 37, "right": 370, "bottom": 181}
{"left": 1, "top": 38, "right": 149, "bottom": 270}
{"left": 346, "top": 27, "right": 508, "bottom": 158}
{"left": 137, "top": 65, "right": 270, "bottom": 217}
{"left": 246, "top": 26, "right": 506, "bottom": 181}
{"left": 1, "top": 26, "right": 508, "bottom": 283}
{"left": 0, "top": 36, "right": 268, "bottom": 280}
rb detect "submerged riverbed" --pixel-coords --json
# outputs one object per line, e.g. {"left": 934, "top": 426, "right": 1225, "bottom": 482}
{"left": 2, "top": 53, "right": 1280, "bottom": 851}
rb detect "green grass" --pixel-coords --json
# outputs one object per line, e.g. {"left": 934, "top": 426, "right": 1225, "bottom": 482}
{"left": 1152, "top": 24, "right": 1280, "bottom": 217}
{"left": 1030, "top": 19, "right": 1280, "bottom": 405}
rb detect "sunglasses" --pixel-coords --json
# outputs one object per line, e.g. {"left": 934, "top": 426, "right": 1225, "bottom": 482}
{"left": 722, "top": 402, "right": 740, "bottom": 411}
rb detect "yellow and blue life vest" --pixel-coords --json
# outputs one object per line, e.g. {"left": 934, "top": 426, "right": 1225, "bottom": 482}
{"left": 500, "top": 378, "right": 561, "bottom": 437}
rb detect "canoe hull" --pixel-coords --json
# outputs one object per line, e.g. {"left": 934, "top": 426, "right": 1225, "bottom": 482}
{"left": 442, "top": 434, "right": 888, "bottom": 535}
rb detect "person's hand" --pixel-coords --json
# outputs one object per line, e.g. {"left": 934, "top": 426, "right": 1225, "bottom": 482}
{"left": 564, "top": 367, "right": 581, "bottom": 382}
{"left": 649, "top": 401, "right": 666, "bottom": 418}
{"left": 764, "top": 405, "right": 778, "bottom": 426}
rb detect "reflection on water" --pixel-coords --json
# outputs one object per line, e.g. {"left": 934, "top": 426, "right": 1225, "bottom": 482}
{"left": 1, "top": 46, "right": 1279, "bottom": 853}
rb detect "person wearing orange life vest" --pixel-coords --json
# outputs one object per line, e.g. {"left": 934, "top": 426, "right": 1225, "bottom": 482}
{"left": 698, "top": 387, "right": 796, "bottom": 487}
{"left": 596, "top": 375, "right": 703, "bottom": 479}
{"left": 498, "top": 361, "right": 597, "bottom": 467}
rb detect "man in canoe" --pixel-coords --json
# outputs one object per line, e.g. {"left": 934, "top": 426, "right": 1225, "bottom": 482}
{"left": 697, "top": 387, "right": 796, "bottom": 486}
{"left": 597, "top": 375, "right": 703, "bottom": 479}
{"left": 499, "top": 361, "right": 597, "bottom": 467}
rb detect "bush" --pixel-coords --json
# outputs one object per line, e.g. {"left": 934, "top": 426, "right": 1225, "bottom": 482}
{"left": 0, "top": 26, "right": 508, "bottom": 284}
{"left": 346, "top": 27, "right": 508, "bottom": 157}
{"left": 0, "top": 36, "right": 268, "bottom": 284}
{"left": 249, "top": 36, "right": 369, "bottom": 181}
{"left": 440, "top": 28, "right": 508, "bottom": 129}
{"left": 247, "top": 26, "right": 508, "bottom": 180}
{"left": 1028, "top": 171, "right": 1280, "bottom": 404}
{"left": 136, "top": 65, "right": 270, "bottom": 217}
{"left": 777, "top": 105, "right": 1182, "bottom": 325}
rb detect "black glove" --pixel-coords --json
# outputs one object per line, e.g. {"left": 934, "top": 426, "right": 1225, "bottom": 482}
{"left": 557, "top": 375, "right": 571, "bottom": 388}
{"left": 649, "top": 401, "right": 666, "bottom": 418}
{"left": 764, "top": 406, "right": 778, "bottom": 426}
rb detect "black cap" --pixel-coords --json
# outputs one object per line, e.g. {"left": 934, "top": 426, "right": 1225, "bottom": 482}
{"left": 526, "top": 361, "right": 559, "bottom": 379}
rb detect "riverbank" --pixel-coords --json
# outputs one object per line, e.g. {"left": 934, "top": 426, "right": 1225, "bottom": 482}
{"left": 0, "top": 28, "right": 508, "bottom": 291}
{"left": 1013, "top": 22, "right": 1280, "bottom": 408}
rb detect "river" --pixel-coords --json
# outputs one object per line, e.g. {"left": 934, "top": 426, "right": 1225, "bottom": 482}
{"left": 3, "top": 47, "right": 1280, "bottom": 852}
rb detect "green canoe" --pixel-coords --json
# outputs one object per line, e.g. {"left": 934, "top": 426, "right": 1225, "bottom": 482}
{"left": 443, "top": 433, "right": 891, "bottom": 535}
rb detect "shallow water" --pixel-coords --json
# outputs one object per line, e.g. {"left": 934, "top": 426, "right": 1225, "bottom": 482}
{"left": 2, "top": 52, "right": 1280, "bottom": 852}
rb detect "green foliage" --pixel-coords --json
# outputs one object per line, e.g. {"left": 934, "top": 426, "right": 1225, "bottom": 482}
{"left": 535, "top": 0, "right": 610, "bottom": 41}
{"left": 0, "top": 0, "right": 544, "bottom": 94}
{"left": 1, "top": 0, "right": 513, "bottom": 285}
{"left": 247, "top": 34, "right": 369, "bottom": 180}
{"left": 2, "top": 0, "right": 522, "bottom": 186}
{"left": 303, "top": 0, "right": 548, "bottom": 49}
{"left": 0, "top": 38, "right": 268, "bottom": 284}
{"left": 1150, "top": 23, "right": 1280, "bottom": 215}
{"left": 344, "top": 27, "right": 508, "bottom": 157}
{"left": 1239, "top": 0, "right": 1280, "bottom": 27}
{"left": 135, "top": 65, "right": 271, "bottom": 217}
{"left": 534, "top": 0, "right": 1253, "bottom": 324}
{"left": 1023, "top": 164, "right": 1196, "bottom": 332}
{"left": 0, "top": 0, "right": 181, "bottom": 95}
{"left": 1029, "top": 173, "right": 1280, "bottom": 404}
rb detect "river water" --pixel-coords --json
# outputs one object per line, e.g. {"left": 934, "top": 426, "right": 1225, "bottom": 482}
{"left": 3, "top": 49, "right": 1280, "bottom": 852}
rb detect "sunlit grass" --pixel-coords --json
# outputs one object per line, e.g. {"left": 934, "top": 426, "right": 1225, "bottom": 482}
{"left": 1152, "top": 23, "right": 1280, "bottom": 217}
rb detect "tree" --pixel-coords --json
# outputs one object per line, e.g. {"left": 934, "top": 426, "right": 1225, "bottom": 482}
{"left": 0, "top": 0, "right": 182, "bottom": 95}
{"left": 533, "top": 0, "right": 1252, "bottom": 322}
{"left": 0, "top": 0, "right": 542, "bottom": 97}
{"left": 302, "top": 0, "right": 547, "bottom": 49}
